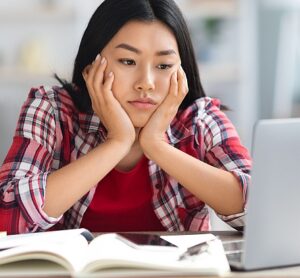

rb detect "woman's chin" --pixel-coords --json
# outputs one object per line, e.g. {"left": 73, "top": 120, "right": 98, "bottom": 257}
{"left": 129, "top": 115, "right": 151, "bottom": 128}
{"left": 131, "top": 119, "right": 149, "bottom": 128}
{"left": 132, "top": 122, "right": 147, "bottom": 128}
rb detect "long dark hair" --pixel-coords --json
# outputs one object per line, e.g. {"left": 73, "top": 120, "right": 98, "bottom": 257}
{"left": 56, "top": 0, "right": 206, "bottom": 113}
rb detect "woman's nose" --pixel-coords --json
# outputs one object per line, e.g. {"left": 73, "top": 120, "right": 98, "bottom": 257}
{"left": 134, "top": 68, "right": 155, "bottom": 92}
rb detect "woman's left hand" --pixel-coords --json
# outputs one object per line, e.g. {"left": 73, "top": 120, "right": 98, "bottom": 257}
{"left": 139, "top": 66, "right": 188, "bottom": 154}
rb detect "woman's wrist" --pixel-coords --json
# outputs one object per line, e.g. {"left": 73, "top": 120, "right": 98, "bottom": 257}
{"left": 103, "top": 137, "right": 134, "bottom": 155}
{"left": 140, "top": 135, "right": 168, "bottom": 160}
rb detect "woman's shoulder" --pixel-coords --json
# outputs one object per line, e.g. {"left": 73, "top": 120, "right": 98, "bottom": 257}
{"left": 24, "top": 85, "right": 97, "bottom": 135}
{"left": 193, "top": 96, "right": 221, "bottom": 111}
{"left": 177, "top": 96, "right": 222, "bottom": 123}
{"left": 28, "top": 86, "right": 72, "bottom": 105}
{"left": 26, "top": 85, "right": 75, "bottom": 110}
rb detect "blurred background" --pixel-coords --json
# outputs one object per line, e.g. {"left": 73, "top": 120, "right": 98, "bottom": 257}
{"left": 0, "top": 0, "right": 299, "bottom": 229}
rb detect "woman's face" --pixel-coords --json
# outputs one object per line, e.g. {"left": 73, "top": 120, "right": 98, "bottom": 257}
{"left": 101, "top": 20, "right": 181, "bottom": 127}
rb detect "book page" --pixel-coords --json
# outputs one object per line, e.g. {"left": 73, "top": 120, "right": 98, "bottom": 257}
{"left": 82, "top": 233, "right": 229, "bottom": 275}
{"left": 0, "top": 228, "right": 92, "bottom": 250}
{"left": 0, "top": 260, "right": 68, "bottom": 277}
{"left": 83, "top": 234, "right": 181, "bottom": 273}
{"left": 0, "top": 233, "right": 230, "bottom": 275}
{"left": 0, "top": 234, "right": 89, "bottom": 274}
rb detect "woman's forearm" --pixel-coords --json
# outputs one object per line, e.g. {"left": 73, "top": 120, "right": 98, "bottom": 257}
{"left": 143, "top": 141, "right": 244, "bottom": 216}
{"left": 43, "top": 139, "right": 131, "bottom": 218}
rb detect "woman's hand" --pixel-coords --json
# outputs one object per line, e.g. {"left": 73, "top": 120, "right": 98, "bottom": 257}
{"left": 82, "top": 54, "right": 135, "bottom": 146}
{"left": 139, "top": 66, "right": 188, "bottom": 154}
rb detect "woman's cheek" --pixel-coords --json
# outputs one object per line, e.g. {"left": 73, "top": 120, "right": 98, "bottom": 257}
{"left": 157, "top": 77, "right": 170, "bottom": 97}
{"left": 111, "top": 73, "right": 120, "bottom": 99}
{"left": 111, "top": 69, "right": 122, "bottom": 90}
{"left": 111, "top": 71, "right": 128, "bottom": 101}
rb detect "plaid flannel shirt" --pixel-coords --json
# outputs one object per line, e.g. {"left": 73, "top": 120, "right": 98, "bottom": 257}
{"left": 0, "top": 86, "right": 251, "bottom": 234}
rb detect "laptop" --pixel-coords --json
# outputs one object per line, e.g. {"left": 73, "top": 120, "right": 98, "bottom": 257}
{"left": 226, "top": 118, "right": 300, "bottom": 270}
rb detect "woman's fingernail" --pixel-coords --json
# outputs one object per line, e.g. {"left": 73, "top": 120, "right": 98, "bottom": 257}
{"left": 108, "top": 71, "right": 113, "bottom": 77}
{"left": 101, "top": 57, "right": 106, "bottom": 64}
{"left": 95, "top": 54, "right": 100, "bottom": 60}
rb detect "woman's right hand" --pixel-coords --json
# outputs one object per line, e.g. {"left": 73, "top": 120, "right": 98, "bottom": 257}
{"left": 82, "top": 54, "right": 135, "bottom": 147}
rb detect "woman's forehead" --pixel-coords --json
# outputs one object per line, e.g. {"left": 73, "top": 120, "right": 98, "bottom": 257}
{"left": 108, "top": 20, "right": 179, "bottom": 53}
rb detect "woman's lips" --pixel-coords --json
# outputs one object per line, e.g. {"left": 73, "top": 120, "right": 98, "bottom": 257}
{"left": 128, "top": 99, "right": 156, "bottom": 109}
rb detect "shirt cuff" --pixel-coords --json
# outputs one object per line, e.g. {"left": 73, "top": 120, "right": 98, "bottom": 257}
{"left": 217, "top": 210, "right": 246, "bottom": 231}
{"left": 15, "top": 172, "right": 63, "bottom": 231}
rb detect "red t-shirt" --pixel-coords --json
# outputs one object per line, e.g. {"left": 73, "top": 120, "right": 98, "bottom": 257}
{"left": 80, "top": 155, "right": 165, "bottom": 232}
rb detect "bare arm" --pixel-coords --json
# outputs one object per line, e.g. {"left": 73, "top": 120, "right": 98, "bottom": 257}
{"left": 44, "top": 54, "right": 135, "bottom": 218}
{"left": 142, "top": 141, "right": 243, "bottom": 215}
{"left": 44, "top": 139, "right": 131, "bottom": 218}
{"left": 140, "top": 66, "right": 244, "bottom": 216}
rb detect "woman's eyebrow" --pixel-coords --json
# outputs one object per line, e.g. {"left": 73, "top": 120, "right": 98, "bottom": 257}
{"left": 156, "top": 49, "right": 177, "bottom": 56}
{"left": 115, "top": 43, "right": 177, "bottom": 56}
{"left": 115, "top": 43, "right": 140, "bottom": 54}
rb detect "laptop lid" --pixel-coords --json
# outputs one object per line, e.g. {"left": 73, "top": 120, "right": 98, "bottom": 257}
{"left": 242, "top": 118, "right": 300, "bottom": 270}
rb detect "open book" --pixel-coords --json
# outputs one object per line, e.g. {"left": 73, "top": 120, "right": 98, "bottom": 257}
{"left": 0, "top": 229, "right": 230, "bottom": 277}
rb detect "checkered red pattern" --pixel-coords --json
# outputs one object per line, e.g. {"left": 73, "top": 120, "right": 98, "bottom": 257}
{"left": 0, "top": 86, "right": 251, "bottom": 234}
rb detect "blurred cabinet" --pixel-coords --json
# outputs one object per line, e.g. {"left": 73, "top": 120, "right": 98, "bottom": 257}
{"left": 0, "top": 2, "right": 76, "bottom": 85}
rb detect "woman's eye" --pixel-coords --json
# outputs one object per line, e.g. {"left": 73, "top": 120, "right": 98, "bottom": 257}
{"left": 158, "top": 64, "right": 172, "bottom": 70}
{"left": 119, "top": 59, "right": 136, "bottom": 66}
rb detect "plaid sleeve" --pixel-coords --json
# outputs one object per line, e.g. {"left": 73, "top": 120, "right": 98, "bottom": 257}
{"left": 200, "top": 99, "right": 251, "bottom": 230}
{"left": 0, "top": 88, "right": 62, "bottom": 234}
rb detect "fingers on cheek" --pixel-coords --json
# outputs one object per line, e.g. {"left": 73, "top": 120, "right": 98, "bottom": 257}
{"left": 183, "top": 71, "right": 189, "bottom": 95}
{"left": 179, "top": 68, "right": 188, "bottom": 97}
{"left": 82, "top": 66, "right": 90, "bottom": 81}
{"left": 171, "top": 71, "right": 178, "bottom": 96}
{"left": 83, "top": 68, "right": 96, "bottom": 97}
{"left": 94, "top": 59, "right": 106, "bottom": 87}
{"left": 83, "top": 54, "right": 100, "bottom": 81}
{"left": 174, "top": 69, "right": 183, "bottom": 99}
{"left": 86, "top": 67, "right": 96, "bottom": 86}
{"left": 103, "top": 72, "right": 114, "bottom": 92}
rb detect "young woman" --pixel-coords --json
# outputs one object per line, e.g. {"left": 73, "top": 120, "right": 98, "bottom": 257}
{"left": 0, "top": 0, "right": 251, "bottom": 234}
